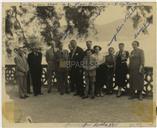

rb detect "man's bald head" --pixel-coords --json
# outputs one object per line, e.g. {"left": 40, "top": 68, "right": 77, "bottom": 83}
{"left": 70, "top": 40, "right": 77, "bottom": 49}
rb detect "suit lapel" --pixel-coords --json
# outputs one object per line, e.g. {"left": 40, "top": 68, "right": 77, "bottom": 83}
{"left": 72, "top": 47, "right": 77, "bottom": 59}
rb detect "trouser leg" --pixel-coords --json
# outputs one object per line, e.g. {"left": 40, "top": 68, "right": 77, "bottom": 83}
{"left": 57, "top": 75, "right": 62, "bottom": 93}
{"left": 90, "top": 80, "right": 95, "bottom": 97}
{"left": 60, "top": 72, "right": 67, "bottom": 94}
{"left": 84, "top": 76, "right": 89, "bottom": 97}
{"left": 66, "top": 75, "right": 70, "bottom": 93}
{"left": 95, "top": 68, "right": 101, "bottom": 95}
{"left": 17, "top": 76, "right": 25, "bottom": 97}
{"left": 37, "top": 74, "right": 42, "bottom": 94}
{"left": 109, "top": 74, "right": 113, "bottom": 91}
{"left": 27, "top": 72, "right": 31, "bottom": 93}
{"left": 47, "top": 68, "right": 53, "bottom": 92}
{"left": 23, "top": 75, "right": 27, "bottom": 96}
{"left": 56, "top": 71, "right": 63, "bottom": 94}
{"left": 31, "top": 74, "right": 38, "bottom": 95}
{"left": 129, "top": 88, "right": 135, "bottom": 97}
{"left": 137, "top": 90, "right": 142, "bottom": 96}
{"left": 69, "top": 75, "right": 75, "bottom": 92}
{"left": 75, "top": 70, "right": 83, "bottom": 96}
{"left": 106, "top": 73, "right": 113, "bottom": 93}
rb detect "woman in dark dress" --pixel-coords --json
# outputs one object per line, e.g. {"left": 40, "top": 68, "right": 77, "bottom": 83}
{"left": 93, "top": 45, "right": 105, "bottom": 97}
{"left": 115, "top": 43, "right": 129, "bottom": 97}
{"left": 129, "top": 41, "right": 145, "bottom": 100}
{"left": 68, "top": 44, "right": 75, "bottom": 92}
{"left": 105, "top": 47, "right": 115, "bottom": 94}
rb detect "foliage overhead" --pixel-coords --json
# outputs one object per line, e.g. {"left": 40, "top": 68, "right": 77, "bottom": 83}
{"left": 126, "top": 6, "right": 153, "bottom": 34}
{"left": 5, "top": 4, "right": 153, "bottom": 57}
{"left": 36, "top": 6, "right": 61, "bottom": 46}
{"left": 64, "top": 6, "right": 105, "bottom": 38}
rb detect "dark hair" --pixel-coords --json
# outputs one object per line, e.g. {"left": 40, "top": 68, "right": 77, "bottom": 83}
{"left": 119, "top": 43, "right": 124, "bottom": 46}
{"left": 70, "top": 40, "right": 76, "bottom": 44}
{"left": 93, "top": 45, "right": 102, "bottom": 51}
{"left": 133, "top": 40, "right": 139, "bottom": 46}
{"left": 108, "top": 47, "right": 114, "bottom": 52}
{"left": 86, "top": 40, "right": 92, "bottom": 43}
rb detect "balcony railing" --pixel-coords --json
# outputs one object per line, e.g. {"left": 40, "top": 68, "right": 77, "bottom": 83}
{"left": 5, "top": 64, "right": 153, "bottom": 96}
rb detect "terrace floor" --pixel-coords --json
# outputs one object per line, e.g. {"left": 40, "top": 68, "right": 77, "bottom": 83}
{"left": 4, "top": 84, "right": 153, "bottom": 124}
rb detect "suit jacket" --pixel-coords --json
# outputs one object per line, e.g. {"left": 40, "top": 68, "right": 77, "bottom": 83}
{"left": 46, "top": 48, "right": 57, "bottom": 70}
{"left": 14, "top": 54, "right": 29, "bottom": 76}
{"left": 70, "top": 46, "right": 84, "bottom": 69}
{"left": 55, "top": 49, "right": 69, "bottom": 70}
{"left": 83, "top": 55, "right": 97, "bottom": 77}
{"left": 84, "top": 48, "right": 94, "bottom": 55}
{"left": 27, "top": 52, "right": 42, "bottom": 73}
{"left": 82, "top": 55, "right": 97, "bottom": 71}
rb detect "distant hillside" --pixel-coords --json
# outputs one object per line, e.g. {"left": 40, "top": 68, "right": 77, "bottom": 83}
{"left": 87, "top": 18, "right": 136, "bottom": 41}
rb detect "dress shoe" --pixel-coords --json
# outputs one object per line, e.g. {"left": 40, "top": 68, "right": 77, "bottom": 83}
{"left": 47, "top": 90, "right": 51, "bottom": 93}
{"left": 73, "top": 93, "right": 79, "bottom": 96}
{"left": 24, "top": 95, "right": 29, "bottom": 98}
{"left": 91, "top": 96, "right": 95, "bottom": 99}
{"left": 96, "top": 94, "right": 100, "bottom": 97}
{"left": 60, "top": 93, "right": 64, "bottom": 95}
{"left": 82, "top": 96, "right": 88, "bottom": 99}
{"left": 100, "top": 92, "right": 104, "bottom": 97}
{"left": 117, "top": 90, "right": 122, "bottom": 97}
{"left": 20, "top": 96, "right": 26, "bottom": 99}
{"left": 128, "top": 96, "right": 135, "bottom": 100}
{"left": 28, "top": 92, "right": 32, "bottom": 94}
{"left": 138, "top": 94, "right": 143, "bottom": 101}
{"left": 66, "top": 91, "right": 70, "bottom": 94}
{"left": 106, "top": 91, "right": 113, "bottom": 95}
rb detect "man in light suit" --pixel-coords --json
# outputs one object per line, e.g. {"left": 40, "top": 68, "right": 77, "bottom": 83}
{"left": 46, "top": 42, "right": 57, "bottom": 93}
{"left": 55, "top": 42, "right": 69, "bottom": 95}
{"left": 14, "top": 47, "right": 29, "bottom": 99}
{"left": 82, "top": 49, "right": 97, "bottom": 99}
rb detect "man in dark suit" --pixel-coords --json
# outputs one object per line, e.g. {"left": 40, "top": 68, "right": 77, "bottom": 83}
{"left": 70, "top": 40, "right": 84, "bottom": 97}
{"left": 68, "top": 44, "right": 75, "bottom": 92}
{"left": 28, "top": 47, "right": 43, "bottom": 96}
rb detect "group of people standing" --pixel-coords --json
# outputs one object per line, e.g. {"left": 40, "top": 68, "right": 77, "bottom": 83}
{"left": 14, "top": 40, "right": 145, "bottom": 101}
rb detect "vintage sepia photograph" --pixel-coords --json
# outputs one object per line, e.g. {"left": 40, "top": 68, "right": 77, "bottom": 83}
{"left": 2, "top": 1, "right": 156, "bottom": 127}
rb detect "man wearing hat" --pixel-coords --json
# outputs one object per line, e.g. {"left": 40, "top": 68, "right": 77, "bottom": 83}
{"left": 28, "top": 46, "right": 43, "bottom": 96}
{"left": 93, "top": 45, "right": 106, "bottom": 97}
{"left": 14, "top": 47, "right": 29, "bottom": 99}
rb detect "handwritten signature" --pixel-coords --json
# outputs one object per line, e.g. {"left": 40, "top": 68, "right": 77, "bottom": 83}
{"left": 134, "top": 21, "right": 150, "bottom": 39}
{"left": 82, "top": 122, "right": 115, "bottom": 127}
{"left": 108, "top": 6, "right": 136, "bottom": 46}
